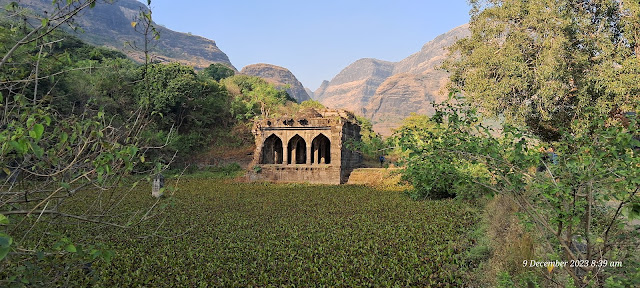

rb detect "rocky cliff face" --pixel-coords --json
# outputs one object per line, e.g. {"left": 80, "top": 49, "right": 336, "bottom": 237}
{"left": 314, "top": 25, "right": 470, "bottom": 135}
{"left": 304, "top": 88, "right": 315, "bottom": 100}
{"left": 314, "top": 58, "right": 394, "bottom": 114}
{"left": 3, "top": 0, "right": 235, "bottom": 69}
{"left": 393, "top": 26, "right": 468, "bottom": 75}
{"left": 315, "top": 80, "right": 330, "bottom": 99}
{"left": 364, "top": 71, "right": 449, "bottom": 133}
{"left": 240, "top": 64, "right": 311, "bottom": 103}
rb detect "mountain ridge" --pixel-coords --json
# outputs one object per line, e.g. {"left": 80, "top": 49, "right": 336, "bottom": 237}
{"left": 2, "top": 0, "right": 236, "bottom": 69}
{"left": 314, "top": 24, "right": 470, "bottom": 135}
{"left": 313, "top": 58, "right": 395, "bottom": 113}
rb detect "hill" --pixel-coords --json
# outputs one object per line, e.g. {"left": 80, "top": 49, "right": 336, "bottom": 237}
{"left": 314, "top": 25, "right": 470, "bottom": 135}
{"left": 240, "top": 63, "right": 311, "bottom": 103}
{"left": 2, "top": 0, "right": 235, "bottom": 69}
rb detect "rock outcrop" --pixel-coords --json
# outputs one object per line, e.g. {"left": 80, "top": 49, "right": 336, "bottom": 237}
{"left": 313, "top": 58, "right": 394, "bottom": 114}
{"left": 4, "top": 0, "right": 235, "bottom": 69}
{"left": 304, "top": 88, "right": 315, "bottom": 100}
{"left": 240, "top": 64, "right": 311, "bottom": 103}
{"left": 315, "top": 80, "right": 330, "bottom": 99}
{"left": 314, "top": 24, "right": 470, "bottom": 135}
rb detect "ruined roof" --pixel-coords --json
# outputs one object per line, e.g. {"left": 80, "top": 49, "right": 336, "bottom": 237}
{"left": 253, "top": 108, "right": 358, "bottom": 131}
{"left": 287, "top": 108, "right": 357, "bottom": 122}
{"left": 255, "top": 108, "right": 358, "bottom": 129}
{"left": 315, "top": 109, "right": 358, "bottom": 122}
{"left": 294, "top": 108, "right": 323, "bottom": 119}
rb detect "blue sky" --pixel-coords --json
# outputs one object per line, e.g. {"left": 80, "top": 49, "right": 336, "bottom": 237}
{"left": 142, "top": 0, "right": 471, "bottom": 91}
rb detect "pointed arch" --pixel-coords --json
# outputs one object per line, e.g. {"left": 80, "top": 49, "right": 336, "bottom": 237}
{"left": 287, "top": 135, "right": 307, "bottom": 164}
{"left": 260, "top": 134, "right": 283, "bottom": 164}
{"left": 312, "top": 134, "right": 331, "bottom": 164}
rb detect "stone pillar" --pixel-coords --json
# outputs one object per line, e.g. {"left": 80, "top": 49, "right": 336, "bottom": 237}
{"left": 290, "top": 143, "right": 296, "bottom": 164}
{"left": 312, "top": 145, "right": 317, "bottom": 165}
{"left": 307, "top": 144, "right": 312, "bottom": 165}
{"left": 283, "top": 136, "right": 289, "bottom": 165}
{"left": 319, "top": 141, "right": 326, "bottom": 164}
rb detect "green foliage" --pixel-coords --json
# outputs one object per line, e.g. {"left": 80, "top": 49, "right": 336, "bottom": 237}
{"left": 5, "top": 179, "right": 479, "bottom": 286}
{"left": 1, "top": 234, "right": 115, "bottom": 287}
{"left": 298, "top": 99, "right": 325, "bottom": 109}
{"left": 397, "top": 92, "right": 640, "bottom": 285}
{"left": 222, "top": 75, "right": 294, "bottom": 120}
{"left": 201, "top": 63, "right": 235, "bottom": 81}
{"left": 0, "top": 4, "right": 152, "bottom": 286}
{"left": 395, "top": 108, "right": 491, "bottom": 199}
{"left": 446, "top": 0, "right": 640, "bottom": 141}
{"left": 497, "top": 271, "right": 516, "bottom": 288}
{"left": 135, "top": 62, "right": 232, "bottom": 160}
{"left": 138, "top": 63, "right": 199, "bottom": 118}
{"left": 345, "top": 116, "right": 390, "bottom": 164}
{"left": 0, "top": 228, "right": 12, "bottom": 261}
{"left": 442, "top": 2, "right": 640, "bottom": 281}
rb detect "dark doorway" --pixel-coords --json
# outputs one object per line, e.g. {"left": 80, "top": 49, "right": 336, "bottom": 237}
{"left": 260, "top": 134, "right": 283, "bottom": 164}
{"left": 287, "top": 135, "right": 307, "bottom": 164}
{"left": 311, "top": 134, "right": 331, "bottom": 164}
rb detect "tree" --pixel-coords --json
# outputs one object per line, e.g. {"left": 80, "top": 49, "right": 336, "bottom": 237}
{"left": 446, "top": 0, "right": 640, "bottom": 141}
{"left": 0, "top": 1, "right": 161, "bottom": 285}
{"left": 128, "top": 0, "right": 160, "bottom": 107}
{"left": 398, "top": 94, "right": 640, "bottom": 286}
{"left": 348, "top": 116, "right": 387, "bottom": 161}
{"left": 222, "top": 75, "right": 293, "bottom": 120}
{"left": 201, "top": 63, "right": 235, "bottom": 81}
{"left": 395, "top": 108, "right": 491, "bottom": 199}
{"left": 137, "top": 62, "right": 231, "bottom": 161}
{"left": 441, "top": 2, "right": 640, "bottom": 284}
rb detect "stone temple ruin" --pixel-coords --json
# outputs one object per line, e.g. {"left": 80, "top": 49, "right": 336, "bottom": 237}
{"left": 249, "top": 108, "right": 362, "bottom": 184}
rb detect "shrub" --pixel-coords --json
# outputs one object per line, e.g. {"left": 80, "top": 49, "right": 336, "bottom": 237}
{"left": 397, "top": 93, "right": 640, "bottom": 286}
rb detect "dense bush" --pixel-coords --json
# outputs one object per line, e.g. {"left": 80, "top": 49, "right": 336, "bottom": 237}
{"left": 395, "top": 110, "right": 491, "bottom": 199}
{"left": 200, "top": 63, "right": 235, "bottom": 81}
{"left": 397, "top": 93, "right": 640, "bottom": 286}
{"left": 222, "top": 74, "right": 296, "bottom": 120}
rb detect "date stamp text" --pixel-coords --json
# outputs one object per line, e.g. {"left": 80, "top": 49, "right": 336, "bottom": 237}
{"left": 523, "top": 260, "right": 623, "bottom": 269}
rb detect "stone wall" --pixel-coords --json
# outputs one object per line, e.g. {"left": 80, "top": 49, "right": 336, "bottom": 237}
{"left": 340, "top": 121, "right": 362, "bottom": 183}
{"left": 249, "top": 109, "right": 361, "bottom": 184}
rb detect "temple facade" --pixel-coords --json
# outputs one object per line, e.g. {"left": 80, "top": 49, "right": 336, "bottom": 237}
{"left": 249, "top": 108, "right": 362, "bottom": 184}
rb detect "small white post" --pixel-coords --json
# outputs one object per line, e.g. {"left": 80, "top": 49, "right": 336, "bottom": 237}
{"left": 152, "top": 173, "right": 164, "bottom": 198}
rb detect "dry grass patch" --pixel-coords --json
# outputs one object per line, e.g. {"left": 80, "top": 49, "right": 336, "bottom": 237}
{"left": 347, "top": 168, "right": 412, "bottom": 191}
{"left": 485, "top": 195, "right": 538, "bottom": 286}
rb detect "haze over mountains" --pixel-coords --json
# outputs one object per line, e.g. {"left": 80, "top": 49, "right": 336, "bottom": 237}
{"left": 314, "top": 24, "right": 470, "bottom": 135}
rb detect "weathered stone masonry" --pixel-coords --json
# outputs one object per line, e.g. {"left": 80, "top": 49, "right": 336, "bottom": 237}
{"left": 249, "top": 109, "right": 362, "bottom": 184}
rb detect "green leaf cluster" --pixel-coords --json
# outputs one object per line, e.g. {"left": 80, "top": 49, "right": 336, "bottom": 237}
{"left": 345, "top": 116, "right": 391, "bottom": 162}
{"left": 446, "top": 0, "right": 640, "bottom": 141}
{"left": 397, "top": 92, "right": 640, "bottom": 285}
{"left": 201, "top": 63, "right": 235, "bottom": 81}
{"left": 222, "top": 74, "right": 295, "bottom": 120}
